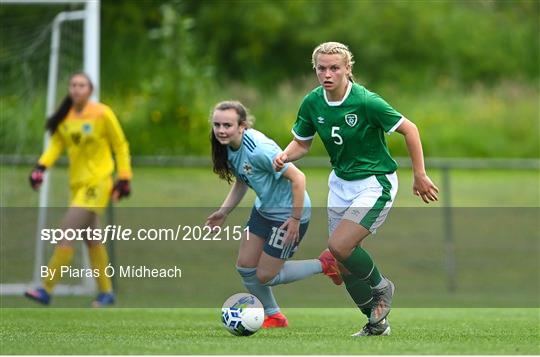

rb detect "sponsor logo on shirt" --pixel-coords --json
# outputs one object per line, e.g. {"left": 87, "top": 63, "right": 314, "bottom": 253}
{"left": 317, "top": 116, "right": 325, "bottom": 124}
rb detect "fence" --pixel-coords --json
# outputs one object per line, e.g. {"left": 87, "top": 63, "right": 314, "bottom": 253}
{"left": 1, "top": 155, "right": 538, "bottom": 293}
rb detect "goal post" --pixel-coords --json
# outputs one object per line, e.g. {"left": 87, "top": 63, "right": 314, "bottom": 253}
{"left": 0, "top": 0, "right": 101, "bottom": 296}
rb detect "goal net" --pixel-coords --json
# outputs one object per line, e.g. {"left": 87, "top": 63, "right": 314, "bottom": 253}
{"left": 1, "top": 0, "right": 100, "bottom": 296}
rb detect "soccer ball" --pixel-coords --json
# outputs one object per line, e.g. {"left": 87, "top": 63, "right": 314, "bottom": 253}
{"left": 221, "top": 293, "right": 264, "bottom": 336}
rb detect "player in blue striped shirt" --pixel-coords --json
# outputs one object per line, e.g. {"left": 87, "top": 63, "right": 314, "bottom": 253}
{"left": 205, "top": 101, "right": 341, "bottom": 328}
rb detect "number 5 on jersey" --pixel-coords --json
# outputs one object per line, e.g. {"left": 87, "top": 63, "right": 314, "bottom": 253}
{"left": 331, "top": 126, "right": 343, "bottom": 145}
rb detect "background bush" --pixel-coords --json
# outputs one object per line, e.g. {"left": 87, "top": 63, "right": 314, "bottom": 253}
{"left": 1, "top": 0, "right": 538, "bottom": 157}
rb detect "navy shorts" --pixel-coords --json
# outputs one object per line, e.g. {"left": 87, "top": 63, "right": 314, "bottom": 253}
{"left": 246, "top": 207, "right": 309, "bottom": 260}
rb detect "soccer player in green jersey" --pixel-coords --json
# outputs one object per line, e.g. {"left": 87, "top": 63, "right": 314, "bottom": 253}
{"left": 274, "top": 42, "right": 439, "bottom": 336}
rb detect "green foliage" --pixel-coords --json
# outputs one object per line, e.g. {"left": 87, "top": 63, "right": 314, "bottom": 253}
{"left": 124, "top": 1, "right": 216, "bottom": 155}
{"left": 1, "top": 0, "right": 538, "bottom": 157}
{"left": 0, "top": 95, "right": 46, "bottom": 156}
{"left": 382, "top": 80, "right": 540, "bottom": 158}
{"left": 122, "top": 80, "right": 535, "bottom": 158}
{"left": 183, "top": 0, "right": 539, "bottom": 87}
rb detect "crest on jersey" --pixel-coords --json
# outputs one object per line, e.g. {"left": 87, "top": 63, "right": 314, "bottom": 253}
{"left": 243, "top": 162, "right": 253, "bottom": 175}
{"left": 82, "top": 123, "right": 92, "bottom": 134}
{"left": 345, "top": 114, "right": 357, "bottom": 127}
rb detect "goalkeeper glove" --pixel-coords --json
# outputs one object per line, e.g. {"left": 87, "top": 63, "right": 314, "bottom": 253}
{"left": 29, "top": 164, "right": 46, "bottom": 190}
{"left": 112, "top": 179, "right": 131, "bottom": 200}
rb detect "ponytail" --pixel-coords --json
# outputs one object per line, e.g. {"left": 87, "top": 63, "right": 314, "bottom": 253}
{"left": 45, "top": 95, "right": 72, "bottom": 134}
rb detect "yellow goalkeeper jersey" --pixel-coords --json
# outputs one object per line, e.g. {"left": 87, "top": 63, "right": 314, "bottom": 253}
{"left": 39, "top": 101, "right": 132, "bottom": 185}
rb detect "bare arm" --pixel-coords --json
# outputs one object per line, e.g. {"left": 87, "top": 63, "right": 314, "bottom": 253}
{"left": 281, "top": 163, "right": 306, "bottom": 220}
{"left": 395, "top": 118, "right": 439, "bottom": 203}
{"left": 217, "top": 180, "right": 249, "bottom": 215}
{"left": 273, "top": 138, "right": 312, "bottom": 171}
{"left": 279, "top": 163, "right": 306, "bottom": 246}
{"left": 205, "top": 180, "right": 248, "bottom": 227}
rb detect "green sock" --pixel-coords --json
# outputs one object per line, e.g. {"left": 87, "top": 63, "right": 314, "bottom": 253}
{"left": 343, "top": 273, "right": 372, "bottom": 318}
{"left": 341, "top": 246, "right": 382, "bottom": 287}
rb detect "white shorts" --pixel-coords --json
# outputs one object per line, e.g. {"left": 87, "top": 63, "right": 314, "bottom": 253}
{"left": 327, "top": 170, "right": 398, "bottom": 235}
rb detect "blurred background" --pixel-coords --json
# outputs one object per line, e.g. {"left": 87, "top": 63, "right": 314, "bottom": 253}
{"left": 0, "top": 0, "right": 538, "bottom": 308}
{"left": 1, "top": 0, "right": 539, "bottom": 157}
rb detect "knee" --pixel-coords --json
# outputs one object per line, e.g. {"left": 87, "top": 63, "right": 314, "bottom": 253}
{"left": 256, "top": 270, "right": 276, "bottom": 285}
{"left": 236, "top": 257, "right": 254, "bottom": 270}
{"left": 328, "top": 238, "right": 351, "bottom": 262}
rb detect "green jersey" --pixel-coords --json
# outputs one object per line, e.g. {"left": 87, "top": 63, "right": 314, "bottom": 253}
{"left": 292, "top": 82, "right": 404, "bottom": 181}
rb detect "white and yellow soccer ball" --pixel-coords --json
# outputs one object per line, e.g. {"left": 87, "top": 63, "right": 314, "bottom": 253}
{"left": 221, "top": 293, "right": 264, "bottom": 336}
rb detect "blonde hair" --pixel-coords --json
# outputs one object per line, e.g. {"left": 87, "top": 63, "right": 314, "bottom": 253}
{"left": 312, "top": 42, "right": 355, "bottom": 81}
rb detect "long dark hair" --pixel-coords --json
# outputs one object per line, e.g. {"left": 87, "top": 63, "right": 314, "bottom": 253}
{"left": 46, "top": 72, "right": 93, "bottom": 134}
{"left": 210, "top": 101, "right": 253, "bottom": 184}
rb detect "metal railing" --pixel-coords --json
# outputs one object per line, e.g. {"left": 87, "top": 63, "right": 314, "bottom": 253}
{"left": 1, "top": 155, "right": 538, "bottom": 293}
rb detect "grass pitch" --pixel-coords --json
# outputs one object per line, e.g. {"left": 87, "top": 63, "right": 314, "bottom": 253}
{"left": 1, "top": 165, "right": 538, "bottom": 354}
{"left": 1, "top": 308, "right": 538, "bottom": 354}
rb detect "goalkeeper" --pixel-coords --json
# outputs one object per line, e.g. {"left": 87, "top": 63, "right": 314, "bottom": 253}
{"left": 25, "top": 72, "right": 132, "bottom": 307}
